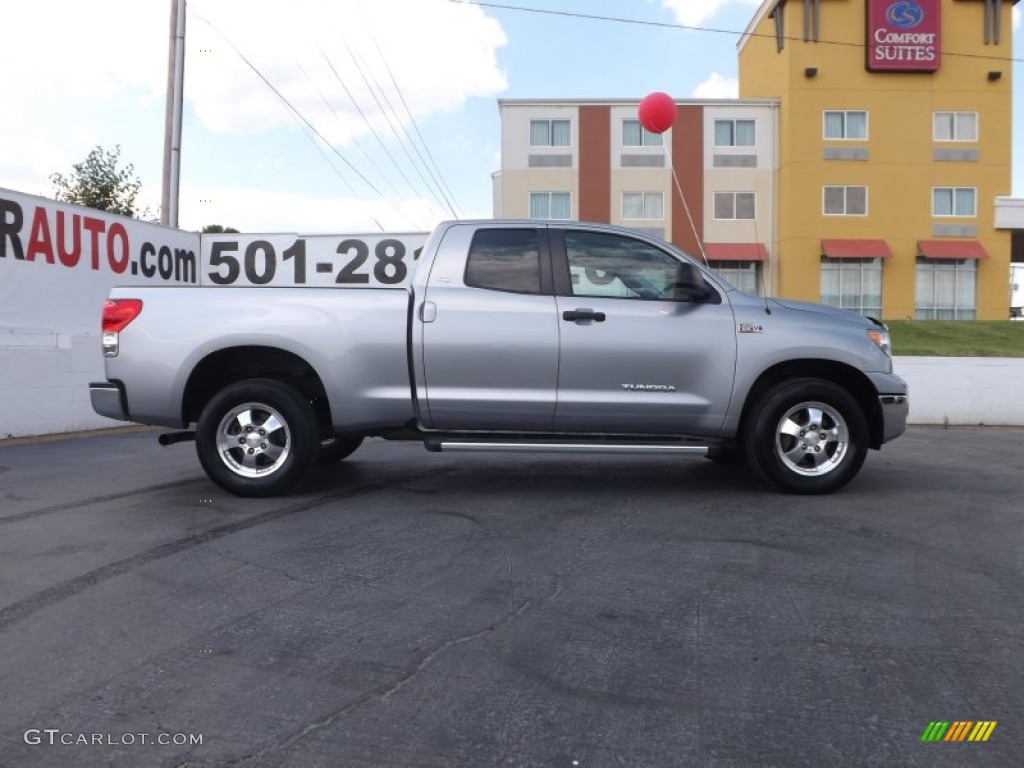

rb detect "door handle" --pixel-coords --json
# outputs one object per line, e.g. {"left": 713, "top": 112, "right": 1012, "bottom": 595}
{"left": 562, "top": 308, "right": 606, "bottom": 323}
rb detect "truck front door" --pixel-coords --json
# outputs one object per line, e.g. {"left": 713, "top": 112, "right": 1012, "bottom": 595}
{"left": 551, "top": 228, "right": 737, "bottom": 436}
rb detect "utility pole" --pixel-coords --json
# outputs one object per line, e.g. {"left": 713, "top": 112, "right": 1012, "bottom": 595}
{"left": 161, "top": 0, "right": 186, "bottom": 227}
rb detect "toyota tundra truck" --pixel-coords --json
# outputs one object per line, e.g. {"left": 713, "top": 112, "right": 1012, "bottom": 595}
{"left": 90, "top": 220, "right": 908, "bottom": 497}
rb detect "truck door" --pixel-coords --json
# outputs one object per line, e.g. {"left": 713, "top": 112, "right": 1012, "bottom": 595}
{"left": 551, "top": 228, "right": 737, "bottom": 435}
{"left": 416, "top": 224, "right": 559, "bottom": 431}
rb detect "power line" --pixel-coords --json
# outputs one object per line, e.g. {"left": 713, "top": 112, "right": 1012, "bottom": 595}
{"left": 315, "top": 38, "right": 448, "bottom": 222}
{"left": 357, "top": 0, "right": 465, "bottom": 218}
{"left": 448, "top": 0, "right": 1024, "bottom": 65}
{"left": 312, "top": 0, "right": 455, "bottom": 218}
{"left": 344, "top": 41, "right": 459, "bottom": 219}
{"left": 191, "top": 11, "right": 421, "bottom": 230}
{"left": 292, "top": 56, "right": 407, "bottom": 203}
{"left": 365, "top": 46, "right": 465, "bottom": 219}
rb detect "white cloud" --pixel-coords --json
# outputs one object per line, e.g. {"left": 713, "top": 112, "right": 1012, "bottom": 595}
{"left": 0, "top": 2, "right": 167, "bottom": 105}
{"left": 0, "top": 1, "right": 165, "bottom": 191}
{"left": 1014, "top": 5, "right": 1021, "bottom": 30}
{"left": 692, "top": 73, "right": 739, "bottom": 99}
{"left": 186, "top": 0, "right": 507, "bottom": 143}
{"left": 659, "top": 0, "right": 762, "bottom": 28}
{"left": 0, "top": 0, "right": 506, "bottom": 205}
{"left": 179, "top": 185, "right": 445, "bottom": 234}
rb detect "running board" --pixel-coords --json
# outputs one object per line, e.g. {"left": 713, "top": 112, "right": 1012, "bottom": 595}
{"left": 424, "top": 439, "right": 709, "bottom": 456}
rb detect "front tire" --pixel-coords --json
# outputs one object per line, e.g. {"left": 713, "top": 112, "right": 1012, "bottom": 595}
{"left": 196, "top": 379, "right": 319, "bottom": 497}
{"left": 705, "top": 444, "right": 747, "bottom": 466}
{"left": 744, "top": 378, "right": 867, "bottom": 494}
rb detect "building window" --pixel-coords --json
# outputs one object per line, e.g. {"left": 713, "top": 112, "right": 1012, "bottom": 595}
{"left": 823, "top": 186, "right": 867, "bottom": 216}
{"left": 933, "top": 112, "right": 978, "bottom": 142}
{"left": 530, "top": 119, "right": 571, "bottom": 147}
{"left": 713, "top": 192, "right": 756, "bottom": 220}
{"left": 820, "top": 258, "right": 882, "bottom": 317}
{"left": 714, "top": 119, "right": 756, "bottom": 147}
{"left": 529, "top": 192, "right": 571, "bottom": 219}
{"left": 915, "top": 258, "right": 977, "bottom": 319}
{"left": 709, "top": 261, "right": 761, "bottom": 295}
{"left": 823, "top": 110, "right": 868, "bottom": 140}
{"left": 932, "top": 187, "right": 976, "bottom": 217}
{"left": 622, "top": 192, "right": 664, "bottom": 220}
{"left": 622, "top": 119, "right": 663, "bottom": 147}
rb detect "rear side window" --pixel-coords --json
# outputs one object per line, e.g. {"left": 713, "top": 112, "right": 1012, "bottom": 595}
{"left": 465, "top": 229, "right": 541, "bottom": 294}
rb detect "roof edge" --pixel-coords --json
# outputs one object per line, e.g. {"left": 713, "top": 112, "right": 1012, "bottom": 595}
{"left": 497, "top": 97, "right": 781, "bottom": 107}
{"left": 738, "top": 0, "right": 782, "bottom": 54}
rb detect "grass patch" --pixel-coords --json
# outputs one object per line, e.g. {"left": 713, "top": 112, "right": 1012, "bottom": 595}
{"left": 884, "top": 320, "right": 1024, "bottom": 357}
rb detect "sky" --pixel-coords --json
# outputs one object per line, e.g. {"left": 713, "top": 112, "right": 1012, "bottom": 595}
{"left": 1, "top": 0, "right": 1021, "bottom": 234}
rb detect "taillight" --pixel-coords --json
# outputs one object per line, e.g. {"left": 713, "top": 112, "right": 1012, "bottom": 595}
{"left": 102, "top": 299, "right": 142, "bottom": 357}
{"left": 103, "top": 299, "right": 143, "bottom": 332}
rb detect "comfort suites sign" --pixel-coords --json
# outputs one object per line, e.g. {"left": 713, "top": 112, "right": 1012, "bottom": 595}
{"left": 866, "top": 0, "right": 941, "bottom": 72}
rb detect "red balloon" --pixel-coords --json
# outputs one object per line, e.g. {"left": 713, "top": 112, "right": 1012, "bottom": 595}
{"left": 637, "top": 91, "right": 676, "bottom": 134}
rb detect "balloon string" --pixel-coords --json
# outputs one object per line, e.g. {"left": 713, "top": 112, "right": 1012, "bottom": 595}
{"left": 665, "top": 141, "right": 709, "bottom": 267}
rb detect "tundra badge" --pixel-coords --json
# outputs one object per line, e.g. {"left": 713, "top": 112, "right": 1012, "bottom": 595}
{"left": 622, "top": 384, "right": 677, "bottom": 392}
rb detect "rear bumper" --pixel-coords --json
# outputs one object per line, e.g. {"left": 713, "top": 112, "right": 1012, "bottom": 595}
{"left": 90, "top": 381, "right": 130, "bottom": 422}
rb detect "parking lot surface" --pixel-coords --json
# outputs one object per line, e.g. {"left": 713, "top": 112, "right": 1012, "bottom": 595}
{"left": 0, "top": 426, "right": 1021, "bottom": 767}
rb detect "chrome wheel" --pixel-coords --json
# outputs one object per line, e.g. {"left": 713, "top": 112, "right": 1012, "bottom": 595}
{"left": 215, "top": 402, "right": 291, "bottom": 478}
{"left": 745, "top": 378, "right": 868, "bottom": 494}
{"left": 774, "top": 400, "right": 848, "bottom": 477}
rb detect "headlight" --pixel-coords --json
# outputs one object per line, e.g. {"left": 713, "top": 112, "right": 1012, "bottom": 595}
{"left": 867, "top": 329, "right": 891, "bottom": 355}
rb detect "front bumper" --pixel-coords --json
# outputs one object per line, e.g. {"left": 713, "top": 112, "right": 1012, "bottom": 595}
{"left": 90, "top": 381, "right": 130, "bottom": 422}
{"left": 878, "top": 394, "right": 909, "bottom": 443}
{"left": 864, "top": 371, "right": 909, "bottom": 444}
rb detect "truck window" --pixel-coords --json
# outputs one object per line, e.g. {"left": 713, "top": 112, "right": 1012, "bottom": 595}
{"left": 465, "top": 229, "right": 542, "bottom": 294}
{"left": 564, "top": 231, "right": 681, "bottom": 301}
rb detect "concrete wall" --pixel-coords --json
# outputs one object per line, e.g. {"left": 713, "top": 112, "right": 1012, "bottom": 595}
{"left": 0, "top": 331, "right": 119, "bottom": 438}
{"left": 893, "top": 356, "right": 1024, "bottom": 426}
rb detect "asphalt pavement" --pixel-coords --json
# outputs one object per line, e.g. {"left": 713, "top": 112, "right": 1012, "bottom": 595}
{"left": 0, "top": 426, "right": 1021, "bottom": 767}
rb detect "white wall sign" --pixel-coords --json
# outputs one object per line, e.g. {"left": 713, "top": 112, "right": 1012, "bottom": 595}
{"left": 0, "top": 188, "right": 199, "bottom": 333}
{"left": 199, "top": 232, "right": 427, "bottom": 288}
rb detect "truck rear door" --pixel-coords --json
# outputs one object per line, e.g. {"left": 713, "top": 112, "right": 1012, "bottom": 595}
{"left": 416, "top": 224, "right": 559, "bottom": 431}
{"left": 550, "top": 228, "right": 737, "bottom": 436}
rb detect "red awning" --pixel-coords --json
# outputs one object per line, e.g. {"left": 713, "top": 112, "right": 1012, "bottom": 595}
{"left": 703, "top": 243, "right": 768, "bottom": 262}
{"left": 820, "top": 239, "right": 892, "bottom": 259}
{"left": 917, "top": 240, "right": 989, "bottom": 260}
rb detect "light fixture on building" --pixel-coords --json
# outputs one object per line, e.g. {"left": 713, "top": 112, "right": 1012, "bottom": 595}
{"left": 804, "top": 67, "right": 818, "bottom": 78}
{"left": 987, "top": 71, "right": 1002, "bottom": 81}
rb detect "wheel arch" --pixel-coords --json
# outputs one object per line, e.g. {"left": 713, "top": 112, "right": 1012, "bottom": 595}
{"left": 737, "top": 360, "right": 884, "bottom": 449}
{"left": 182, "top": 346, "right": 331, "bottom": 433}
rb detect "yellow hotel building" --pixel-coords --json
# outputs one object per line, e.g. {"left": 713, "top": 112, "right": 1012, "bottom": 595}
{"left": 739, "top": 0, "right": 1014, "bottom": 319}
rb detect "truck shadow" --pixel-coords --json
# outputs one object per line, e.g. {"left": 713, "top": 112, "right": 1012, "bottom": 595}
{"left": 300, "top": 451, "right": 768, "bottom": 499}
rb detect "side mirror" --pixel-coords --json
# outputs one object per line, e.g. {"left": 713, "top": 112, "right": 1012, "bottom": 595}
{"left": 671, "top": 261, "right": 714, "bottom": 302}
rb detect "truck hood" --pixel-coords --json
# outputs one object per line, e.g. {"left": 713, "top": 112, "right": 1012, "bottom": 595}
{"left": 768, "top": 298, "right": 873, "bottom": 327}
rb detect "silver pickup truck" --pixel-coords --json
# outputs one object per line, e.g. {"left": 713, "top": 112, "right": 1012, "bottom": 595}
{"left": 91, "top": 220, "right": 908, "bottom": 497}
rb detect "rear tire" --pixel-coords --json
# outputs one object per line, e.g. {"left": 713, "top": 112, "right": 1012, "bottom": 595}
{"left": 318, "top": 435, "right": 364, "bottom": 463}
{"left": 743, "top": 378, "right": 867, "bottom": 494}
{"left": 196, "top": 379, "right": 319, "bottom": 497}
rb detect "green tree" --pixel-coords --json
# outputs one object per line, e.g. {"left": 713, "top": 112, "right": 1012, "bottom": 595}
{"left": 50, "top": 145, "right": 142, "bottom": 217}
{"left": 201, "top": 224, "right": 240, "bottom": 234}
